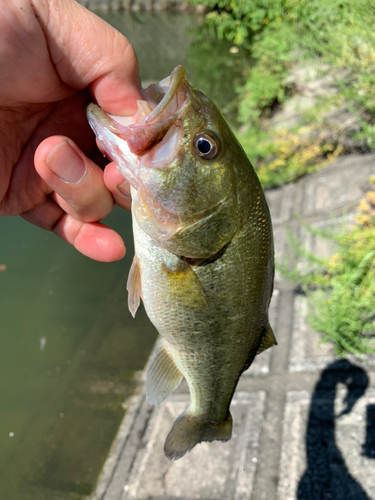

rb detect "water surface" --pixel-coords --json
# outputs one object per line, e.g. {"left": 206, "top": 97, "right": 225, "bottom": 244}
{"left": 0, "top": 208, "right": 158, "bottom": 499}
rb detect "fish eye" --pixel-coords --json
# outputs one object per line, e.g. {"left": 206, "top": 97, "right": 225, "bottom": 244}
{"left": 193, "top": 133, "right": 219, "bottom": 160}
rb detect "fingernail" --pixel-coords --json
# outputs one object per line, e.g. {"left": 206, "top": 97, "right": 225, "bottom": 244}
{"left": 46, "top": 140, "right": 87, "bottom": 183}
{"left": 117, "top": 181, "right": 131, "bottom": 198}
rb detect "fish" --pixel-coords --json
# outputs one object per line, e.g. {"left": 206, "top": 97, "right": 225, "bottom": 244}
{"left": 86, "top": 66, "right": 276, "bottom": 460}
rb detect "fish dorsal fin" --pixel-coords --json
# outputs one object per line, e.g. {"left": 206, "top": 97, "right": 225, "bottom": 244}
{"left": 127, "top": 255, "right": 142, "bottom": 318}
{"left": 257, "top": 324, "right": 277, "bottom": 355}
{"left": 146, "top": 341, "right": 183, "bottom": 406}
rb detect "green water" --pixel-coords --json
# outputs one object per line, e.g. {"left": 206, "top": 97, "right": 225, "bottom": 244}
{"left": 0, "top": 11, "right": 247, "bottom": 499}
{"left": 0, "top": 209, "right": 157, "bottom": 499}
{"left": 99, "top": 11, "right": 196, "bottom": 83}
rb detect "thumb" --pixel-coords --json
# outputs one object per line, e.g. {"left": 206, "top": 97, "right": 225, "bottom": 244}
{"left": 35, "top": 0, "right": 142, "bottom": 114}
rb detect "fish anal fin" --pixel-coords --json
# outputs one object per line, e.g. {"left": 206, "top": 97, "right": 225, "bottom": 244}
{"left": 127, "top": 255, "right": 141, "bottom": 318}
{"left": 164, "top": 410, "right": 233, "bottom": 460}
{"left": 146, "top": 341, "right": 183, "bottom": 406}
{"left": 257, "top": 324, "right": 277, "bottom": 355}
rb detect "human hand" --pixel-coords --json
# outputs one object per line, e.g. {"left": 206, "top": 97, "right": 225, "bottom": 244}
{"left": 0, "top": 0, "right": 141, "bottom": 261}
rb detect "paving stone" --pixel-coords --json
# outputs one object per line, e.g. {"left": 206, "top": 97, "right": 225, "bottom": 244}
{"left": 266, "top": 183, "right": 296, "bottom": 225}
{"left": 267, "top": 183, "right": 298, "bottom": 282}
{"left": 122, "top": 392, "right": 265, "bottom": 500}
{"left": 266, "top": 189, "right": 284, "bottom": 222}
{"left": 88, "top": 394, "right": 152, "bottom": 500}
{"left": 295, "top": 214, "right": 355, "bottom": 274}
{"left": 300, "top": 154, "right": 375, "bottom": 219}
{"left": 289, "top": 295, "right": 375, "bottom": 373}
{"left": 272, "top": 225, "right": 288, "bottom": 282}
{"left": 278, "top": 388, "right": 375, "bottom": 500}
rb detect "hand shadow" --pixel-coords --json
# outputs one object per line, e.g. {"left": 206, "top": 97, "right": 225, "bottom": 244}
{"left": 298, "top": 359, "right": 372, "bottom": 500}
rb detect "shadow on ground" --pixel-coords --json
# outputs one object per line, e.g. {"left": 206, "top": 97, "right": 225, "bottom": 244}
{"left": 298, "top": 359, "right": 374, "bottom": 500}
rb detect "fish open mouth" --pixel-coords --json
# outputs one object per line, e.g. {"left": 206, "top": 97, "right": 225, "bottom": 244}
{"left": 86, "top": 66, "right": 189, "bottom": 174}
{"left": 87, "top": 66, "right": 195, "bottom": 243}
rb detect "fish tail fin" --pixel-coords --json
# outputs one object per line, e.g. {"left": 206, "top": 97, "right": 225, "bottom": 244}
{"left": 164, "top": 410, "right": 232, "bottom": 460}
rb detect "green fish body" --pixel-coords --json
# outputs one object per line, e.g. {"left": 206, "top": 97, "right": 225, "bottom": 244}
{"left": 87, "top": 66, "right": 275, "bottom": 460}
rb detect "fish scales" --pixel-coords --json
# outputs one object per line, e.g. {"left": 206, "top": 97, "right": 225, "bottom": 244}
{"left": 87, "top": 66, "right": 276, "bottom": 460}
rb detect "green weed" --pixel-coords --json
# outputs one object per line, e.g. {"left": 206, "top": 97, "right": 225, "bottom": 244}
{"left": 280, "top": 181, "right": 375, "bottom": 356}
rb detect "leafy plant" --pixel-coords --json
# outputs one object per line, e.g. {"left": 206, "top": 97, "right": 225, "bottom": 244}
{"left": 240, "top": 125, "right": 343, "bottom": 188}
{"left": 282, "top": 179, "right": 375, "bottom": 356}
{"left": 187, "top": 0, "right": 375, "bottom": 188}
{"left": 187, "top": 0, "right": 287, "bottom": 49}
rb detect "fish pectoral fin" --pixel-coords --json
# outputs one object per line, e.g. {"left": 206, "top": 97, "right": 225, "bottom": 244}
{"left": 127, "top": 255, "right": 142, "bottom": 318}
{"left": 164, "top": 260, "right": 211, "bottom": 313}
{"left": 146, "top": 341, "right": 183, "bottom": 406}
{"left": 257, "top": 324, "right": 277, "bottom": 355}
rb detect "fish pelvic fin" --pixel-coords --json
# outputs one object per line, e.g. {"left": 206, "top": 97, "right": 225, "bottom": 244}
{"left": 257, "top": 324, "right": 277, "bottom": 355}
{"left": 164, "top": 410, "right": 233, "bottom": 460}
{"left": 146, "top": 341, "right": 183, "bottom": 406}
{"left": 127, "top": 255, "right": 141, "bottom": 318}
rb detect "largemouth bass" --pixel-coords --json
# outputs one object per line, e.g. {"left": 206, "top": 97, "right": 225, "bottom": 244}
{"left": 87, "top": 66, "right": 276, "bottom": 460}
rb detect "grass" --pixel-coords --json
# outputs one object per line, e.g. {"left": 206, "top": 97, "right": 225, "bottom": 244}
{"left": 280, "top": 179, "right": 375, "bottom": 357}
